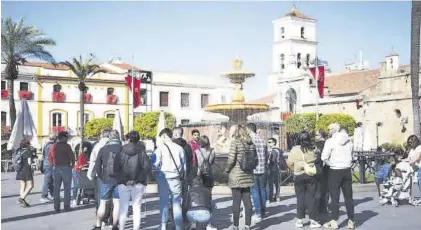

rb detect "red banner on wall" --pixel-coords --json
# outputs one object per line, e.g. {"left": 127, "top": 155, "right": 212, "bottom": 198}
{"left": 309, "top": 66, "right": 325, "bottom": 98}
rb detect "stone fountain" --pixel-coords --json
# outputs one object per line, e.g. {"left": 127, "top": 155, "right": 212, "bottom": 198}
{"left": 201, "top": 58, "right": 270, "bottom": 152}
{"left": 204, "top": 58, "right": 270, "bottom": 124}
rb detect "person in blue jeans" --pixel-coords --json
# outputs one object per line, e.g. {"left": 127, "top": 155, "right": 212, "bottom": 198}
{"left": 407, "top": 135, "right": 421, "bottom": 196}
{"left": 154, "top": 128, "right": 186, "bottom": 230}
{"left": 94, "top": 130, "right": 122, "bottom": 230}
{"left": 246, "top": 123, "right": 268, "bottom": 222}
{"left": 40, "top": 135, "right": 56, "bottom": 203}
{"left": 47, "top": 131, "right": 75, "bottom": 212}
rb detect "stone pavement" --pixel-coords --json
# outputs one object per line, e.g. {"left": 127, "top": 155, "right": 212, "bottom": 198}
{"left": 2, "top": 172, "right": 421, "bottom": 230}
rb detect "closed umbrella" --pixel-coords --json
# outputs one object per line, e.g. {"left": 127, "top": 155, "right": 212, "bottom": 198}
{"left": 155, "top": 110, "right": 166, "bottom": 147}
{"left": 113, "top": 109, "right": 125, "bottom": 141}
{"left": 7, "top": 99, "right": 39, "bottom": 150}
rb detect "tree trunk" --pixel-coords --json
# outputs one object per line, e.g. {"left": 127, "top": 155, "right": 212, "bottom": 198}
{"left": 79, "top": 89, "right": 85, "bottom": 158}
{"left": 7, "top": 79, "right": 16, "bottom": 129}
{"left": 411, "top": 0, "right": 421, "bottom": 139}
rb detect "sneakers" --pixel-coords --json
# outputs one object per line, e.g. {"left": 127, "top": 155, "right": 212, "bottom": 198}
{"left": 71, "top": 200, "right": 78, "bottom": 207}
{"left": 40, "top": 197, "right": 51, "bottom": 203}
{"left": 252, "top": 214, "right": 262, "bottom": 223}
{"left": 295, "top": 219, "right": 304, "bottom": 228}
{"left": 347, "top": 220, "right": 355, "bottom": 229}
{"left": 243, "top": 226, "right": 251, "bottom": 230}
{"left": 20, "top": 199, "right": 30, "bottom": 207}
{"left": 323, "top": 220, "right": 338, "bottom": 229}
{"left": 230, "top": 226, "right": 239, "bottom": 230}
{"left": 310, "top": 220, "right": 321, "bottom": 228}
{"left": 206, "top": 226, "right": 217, "bottom": 230}
{"left": 91, "top": 226, "right": 101, "bottom": 230}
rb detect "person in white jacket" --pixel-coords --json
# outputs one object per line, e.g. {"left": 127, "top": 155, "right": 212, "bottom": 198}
{"left": 321, "top": 123, "right": 355, "bottom": 230}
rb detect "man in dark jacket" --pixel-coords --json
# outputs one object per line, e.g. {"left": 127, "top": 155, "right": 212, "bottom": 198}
{"left": 172, "top": 127, "right": 194, "bottom": 222}
{"left": 114, "top": 131, "right": 150, "bottom": 230}
{"left": 47, "top": 131, "right": 75, "bottom": 212}
{"left": 315, "top": 129, "right": 330, "bottom": 214}
{"left": 94, "top": 130, "right": 122, "bottom": 230}
{"left": 266, "top": 138, "right": 282, "bottom": 203}
{"left": 40, "top": 134, "right": 56, "bottom": 203}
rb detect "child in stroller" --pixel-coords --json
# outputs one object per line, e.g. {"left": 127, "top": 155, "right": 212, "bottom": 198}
{"left": 380, "top": 159, "right": 421, "bottom": 207}
{"left": 72, "top": 145, "right": 96, "bottom": 206}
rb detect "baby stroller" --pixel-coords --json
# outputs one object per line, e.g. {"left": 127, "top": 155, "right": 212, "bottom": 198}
{"left": 76, "top": 166, "right": 96, "bottom": 205}
{"left": 380, "top": 161, "right": 421, "bottom": 207}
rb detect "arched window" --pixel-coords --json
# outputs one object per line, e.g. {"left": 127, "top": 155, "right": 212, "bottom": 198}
{"left": 53, "top": 84, "right": 62, "bottom": 92}
{"left": 297, "top": 53, "right": 302, "bottom": 68}
{"left": 300, "top": 27, "right": 305, "bottom": 38}
{"left": 52, "top": 112, "right": 63, "bottom": 127}
{"left": 107, "top": 88, "right": 114, "bottom": 95}
{"left": 286, "top": 88, "right": 297, "bottom": 113}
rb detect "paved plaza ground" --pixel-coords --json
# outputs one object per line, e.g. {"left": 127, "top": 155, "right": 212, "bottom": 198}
{"left": 1, "top": 172, "right": 421, "bottom": 230}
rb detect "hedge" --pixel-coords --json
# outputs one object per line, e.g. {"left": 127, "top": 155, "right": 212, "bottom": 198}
{"left": 316, "top": 113, "right": 357, "bottom": 136}
{"left": 380, "top": 142, "right": 405, "bottom": 152}
{"left": 84, "top": 118, "right": 113, "bottom": 140}
{"left": 284, "top": 113, "right": 317, "bottom": 134}
{"left": 134, "top": 111, "right": 176, "bottom": 140}
{"left": 285, "top": 113, "right": 357, "bottom": 136}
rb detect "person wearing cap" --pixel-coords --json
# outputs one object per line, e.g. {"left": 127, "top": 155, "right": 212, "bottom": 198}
{"left": 321, "top": 123, "right": 355, "bottom": 229}
{"left": 40, "top": 134, "right": 56, "bottom": 203}
{"left": 48, "top": 131, "right": 75, "bottom": 212}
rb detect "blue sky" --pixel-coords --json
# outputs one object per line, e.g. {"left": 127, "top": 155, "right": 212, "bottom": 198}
{"left": 2, "top": 1, "right": 412, "bottom": 100}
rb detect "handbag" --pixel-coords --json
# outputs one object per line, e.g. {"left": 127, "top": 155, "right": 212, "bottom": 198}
{"left": 301, "top": 150, "right": 317, "bottom": 176}
{"left": 164, "top": 144, "right": 183, "bottom": 180}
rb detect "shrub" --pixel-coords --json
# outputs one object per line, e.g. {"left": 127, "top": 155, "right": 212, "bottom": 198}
{"left": 315, "top": 113, "right": 357, "bottom": 136}
{"left": 134, "top": 111, "right": 176, "bottom": 140}
{"left": 380, "top": 142, "right": 404, "bottom": 152}
{"left": 284, "top": 113, "right": 317, "bottom": 134}
{"left": 84, "top": 118, "right": 113, "bottom": 140}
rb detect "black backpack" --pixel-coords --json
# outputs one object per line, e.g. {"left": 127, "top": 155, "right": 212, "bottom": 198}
{"left": 198, "top": 149, "right": 214, "bottom": 187}
{"left": 273, "top": 148, "right": 287, "bottom": 170}
{"left": 238, "top": 142, "right": 257, "bottom": 174}
{"left": 12, "top": 149, "right": 25, "bottom": 172}
{"left": 107, "top": 146, "right": 122, "bottom": 177}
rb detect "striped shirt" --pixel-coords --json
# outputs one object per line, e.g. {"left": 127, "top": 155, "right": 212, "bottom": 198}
{"left": 250, "top": 132, "right": 268, "bottom": 174}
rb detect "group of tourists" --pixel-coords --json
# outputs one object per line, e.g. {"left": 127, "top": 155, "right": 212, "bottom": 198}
{"left": 11, "top": 121, "right": 421, "bottom": 230}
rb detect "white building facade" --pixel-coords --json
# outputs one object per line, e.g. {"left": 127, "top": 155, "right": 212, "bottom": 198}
{"left": 1, "top": 61, "right": 231, "bottom": 145}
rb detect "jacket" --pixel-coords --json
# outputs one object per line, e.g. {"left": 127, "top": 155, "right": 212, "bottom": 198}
{"left": 48, "top": 141, "right": 75, "bottom": 167}
{"left": 173, "top": 138, "right": 194, "bottom": 180}
{"left": 250, "top": 132, "right": 268, "bottom": 175}
{"left": 94, "top": 139, "right": 122, "bottom": 184}
{"left": 187, "top": 178, "right": 212, "bottom": 211}
{"left": 114, "top": 142, "right": 150, "bottom": 186}
{"left": 321, "top": 132, "right": 353, "bottom": 169}
{"left": 188, "top": 140, "right": 200, "bottom": 166}
{"left": 287, "top": 146, "right": 317, "bottom": 176}
{"left": 42, "top": 142, "right": 54, "bottom": 168}
{"left": 268, "top": 148, "right": 281, "bottom": 172}
{"left": 74, "top": 154, "right": 88, "bottom": 172}
{"left": 153, "top": 141, "right": 186, "bottom": 179}
{"left": 87, "top": 138, "right": 109, "bottom": 180}
{"left": 225, "top": 139, "right": 255, "bottom": 188}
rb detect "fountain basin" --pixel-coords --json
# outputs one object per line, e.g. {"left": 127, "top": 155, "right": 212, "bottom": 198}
{"left": 204, "top": 103, "right": 270, "bottom": 123}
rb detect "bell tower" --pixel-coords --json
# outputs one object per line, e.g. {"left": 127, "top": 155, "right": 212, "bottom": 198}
{"left": 268, "top": 5, "right": 318, "bottom": 92}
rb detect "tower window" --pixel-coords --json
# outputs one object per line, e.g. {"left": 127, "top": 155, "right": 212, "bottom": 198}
{"left": 306, "top": 54, "right": 310, "bottom": 66}
{"left": 301, "top": 27, "right": 305, "bottom": 38}
{"left": 297, "top": 53, "right": 302, "bottom": 68}
{"left": 281, "top": 64, "right": 285, "bottom": 70}
{"left": 107, "top": 88, "right": 114, "bottom": 95}
{"left": 280, "top": 27, "right": 285, "bottom": 39}
{"left": 280, "top": 54, "right": 285, "bottom": 71}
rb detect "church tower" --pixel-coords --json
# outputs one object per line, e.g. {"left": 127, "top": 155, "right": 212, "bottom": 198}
{"left": 268, "top": 6, "right": 317, "bottom": 92}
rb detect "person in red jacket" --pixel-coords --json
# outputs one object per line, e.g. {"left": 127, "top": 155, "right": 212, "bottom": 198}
{"left": 72, "top": 148, "right": 88, "bottom": 205}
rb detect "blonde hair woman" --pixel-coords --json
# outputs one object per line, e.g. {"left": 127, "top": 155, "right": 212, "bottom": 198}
{"left": 225, "top": 125, "right": 256, "bottom": 230}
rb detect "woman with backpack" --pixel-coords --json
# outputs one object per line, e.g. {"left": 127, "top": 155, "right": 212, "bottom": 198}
{"left": 14, "top": 140, "right": 34, "bottom": 207}
{"left": 114, "top": 131, "right": 151, "bottom": 230}
{"left": 225, "top": 125, "right": 256, "bottom": 230}
{"left": 286, "top": 131, "right": 321, "bottom": 228}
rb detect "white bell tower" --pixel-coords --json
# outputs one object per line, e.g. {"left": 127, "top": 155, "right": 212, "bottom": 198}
{"left": 268, "top": 5, "right": 318, "bottom": 92}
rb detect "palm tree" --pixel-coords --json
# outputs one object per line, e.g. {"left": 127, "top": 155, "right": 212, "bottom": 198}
{"left": 60, "top": 54, "right": 105, "bottom": 149}
{"left": 1, "top": 17, "right": 56, "bottom": 128}
{"left": 411, "top": 0, "right": 421, "bottom": 139}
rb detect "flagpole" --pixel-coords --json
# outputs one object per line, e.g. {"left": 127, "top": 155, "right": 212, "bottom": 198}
{"left": 131, "top": 55, "right": 134, "bottom": 132}
{"left": 315, "top": 55, "right": 320, "bottom": 121}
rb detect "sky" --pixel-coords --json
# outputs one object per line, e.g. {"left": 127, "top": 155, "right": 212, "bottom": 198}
{"left": 2, "top": 1, "right": 413, "bottom": 100}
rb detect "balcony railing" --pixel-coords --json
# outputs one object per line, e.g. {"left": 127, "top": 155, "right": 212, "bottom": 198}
{"left": 1, "top": 90, "right": 8, "bottom": 100}
{"left": 52, "top": 92, "right": 65, "bottom": 103}
{"left": 84, "top": 93, "right": 92, "bottom": 104}
{"left": 18, "top": 90, "right": 32, "bottom": 100}
{"left": 106, "top": 95, "right": 117, "bottom": 104}
{"left": 52, "top": 126, "right": 66, "bottom": 134}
